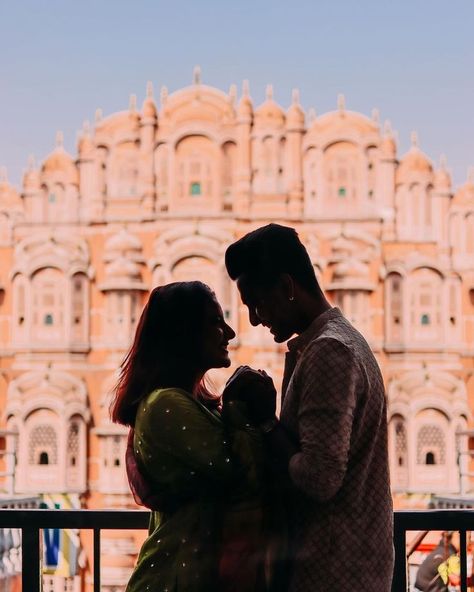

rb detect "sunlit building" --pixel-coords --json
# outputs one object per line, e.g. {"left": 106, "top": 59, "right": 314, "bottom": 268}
{"left": 0, "top": 69, "right": 473, "bottom": 590}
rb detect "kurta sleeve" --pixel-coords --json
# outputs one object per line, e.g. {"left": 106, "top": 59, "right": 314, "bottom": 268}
{"left": 136, "top": 389, "right": 238, "bottom": 486}
{"left": 288, "top": 338, "right": 361, "bottom": 502}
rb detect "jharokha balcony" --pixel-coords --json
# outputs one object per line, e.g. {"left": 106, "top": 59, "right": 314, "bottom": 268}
{"left": 1, "top": 503, "right": 474, "bottom": 592}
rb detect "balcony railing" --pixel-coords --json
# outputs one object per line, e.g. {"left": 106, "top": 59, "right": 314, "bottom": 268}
{"left": 0, "top": 508, "right": 474, "bottom": 591}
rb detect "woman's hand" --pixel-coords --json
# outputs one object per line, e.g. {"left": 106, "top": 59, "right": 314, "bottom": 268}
{"left": 222, "top": 366, "right": 277, "bottom": 424}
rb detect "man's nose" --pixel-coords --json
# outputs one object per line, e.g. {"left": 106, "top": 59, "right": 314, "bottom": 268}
{"left": 249, "top": 308, "right": 261, "bottom": 327}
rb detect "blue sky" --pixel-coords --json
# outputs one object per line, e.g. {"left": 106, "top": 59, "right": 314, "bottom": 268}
{"left": 1, "top": 0, "right": 473, "bottom": 188}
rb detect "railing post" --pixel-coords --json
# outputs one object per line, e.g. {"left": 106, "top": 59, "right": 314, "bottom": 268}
{"left": 22, "top": 526, "right": 41, "bottom": 592}
{"left": 94, "top": 528, "right": 101, "bottom": 592}
{"left": 392, "top": 516, "right": 407, "bottom": 592}
{"left": 460, "top": 529, "right": 468, "bottom": 592}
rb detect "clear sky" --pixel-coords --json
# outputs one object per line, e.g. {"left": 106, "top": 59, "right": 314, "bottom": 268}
{"left": 1, "top": 0, "right": 473, "bottom": 188}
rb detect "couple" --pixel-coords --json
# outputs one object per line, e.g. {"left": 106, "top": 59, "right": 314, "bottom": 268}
{"left": 110, "top": 224, "right": 394, "bottom": 592}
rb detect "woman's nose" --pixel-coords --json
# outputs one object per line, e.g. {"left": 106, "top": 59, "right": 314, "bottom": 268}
{"left": 225, "top": 323, "right": 236, "bottom": 340}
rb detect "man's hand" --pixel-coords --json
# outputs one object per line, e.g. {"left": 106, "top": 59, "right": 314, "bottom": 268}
{"left": 222, "top": 365, "right": 277, "bottom": 424}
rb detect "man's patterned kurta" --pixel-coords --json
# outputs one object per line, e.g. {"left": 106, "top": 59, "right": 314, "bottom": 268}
{"left": 280, "top": 307, "right": 394, "bottom": 592}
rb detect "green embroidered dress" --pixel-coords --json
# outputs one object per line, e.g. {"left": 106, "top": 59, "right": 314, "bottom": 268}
{"left": 126, "top": 388, "right": 273, "bottom": 592}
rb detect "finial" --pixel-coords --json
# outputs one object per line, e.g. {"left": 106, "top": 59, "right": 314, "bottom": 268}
{"left": 291, "top": 88, "right": 300, "bottom": 105}
{"left": 383, "top": 119, "right": 392, "bottom": 135}
{"left": 308, "top": 107, "right": 317, "bottom": 124}
{"left": 27, "top": 154, "right": 36, "bottom": 171}
{"left": 146, "top": 81, "right": 154, "bottom": 98}
{"left": 337, "top": 93, "right": 345, "bottom": 112}
{"left": 371, "top": 108, "right": 379, "bottom": 124}
{"left": 0, "top": 166, "right": 7, "bottom": 183}
{"left": 193, "top": 65, "right": 201, "bottom": 85}
{"left": 55, "top": 130, "right": 64, "bottom": 149}
{"left": 410, "top": 130, "right": 419, "bottom": 148}
{"left": 95, "top": 108, "right": 103, "bottom": 123}
{"left": 439, "top": 154, "right": 447, "bottom": 169}
{"left": 468, "top": 166, "right": 474, "bottom": 184}
{"left": 160, "top": 85, "right": 168, "bottom": 104}
{"left": 228, "top": 83, "right": 237, "bottom": 104}
{"left": 129, "top": 94, "right": 137, "bottom": 112}
{"left": 82, "top": 120, "right": 91, "bottom": 134}
{"left": 242, "top": 79, "right": 250, "bottom": 97}
{"left": 265, "top": 84, "right": 273, "bottom": 101}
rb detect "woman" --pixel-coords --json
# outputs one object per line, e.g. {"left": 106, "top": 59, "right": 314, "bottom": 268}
{"left": 110, "top": 281, "right": 282, "bottom": 592}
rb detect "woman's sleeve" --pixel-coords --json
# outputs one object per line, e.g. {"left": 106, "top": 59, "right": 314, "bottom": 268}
{"left": 137, "top": 389, "right": 238, "bottom": 485}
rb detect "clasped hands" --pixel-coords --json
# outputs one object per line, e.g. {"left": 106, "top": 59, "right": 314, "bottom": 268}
{"left": 222, "top": 365, "right": 277, "bottom": 425}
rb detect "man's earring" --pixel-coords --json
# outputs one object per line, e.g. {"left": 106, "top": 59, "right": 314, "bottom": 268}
{"left": 289, "top": 295, "right": 294, "bottom": 301}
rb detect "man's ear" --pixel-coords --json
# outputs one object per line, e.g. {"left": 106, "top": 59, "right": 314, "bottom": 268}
{"left": 279, "top": 273, "right": 295, "bottom": 301}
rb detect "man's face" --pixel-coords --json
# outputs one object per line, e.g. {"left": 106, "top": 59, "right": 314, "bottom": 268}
{"left": 237, "top": 276, "right": 296, "bottom": 343}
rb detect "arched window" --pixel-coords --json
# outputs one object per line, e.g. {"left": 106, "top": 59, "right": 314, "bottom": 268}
{"left": 105, "top": 290, "right": 143, "bottom": 346}
{"left": 155, "top": 143, "right": 169, "bottom": 198}
{"left": 417, "top": 424, "right": 446, "bottom": 465}
{"left": 466, "top": 213, "right": 474, "bottom": 254}
{"left": 110, "top": 141, "right": 138, "bottom": 197}
{"left": 222, "top": 141, "right": 236, "bottom": 201}
{"left": 409, "top": 268, "right": 442, "bottom": 341}
{"left": 386, "top": 273, "right": 403, "bottom": 343}
{"left": 333, "top": 290, "right": 369, "bottom": 336}
{"left": 67, "top": 421, "right": 80, "bottom": 467}
{"left": 175, "top": 136, "right": 216, "bottom": 202}
{"left": 324, "top": 141, "right": 360, "bottom": 205}
{"left": 29, "top": 425, "right": 58, "bottom": 466}
{"left": 71, "top": 272, "right": 88, "bottom": 343}
{"left": 304, "top": 147, "right": 318, "bottom": 203}
{"left": 367, "top": 146, "right": 377, "bottom": 200}
{"left": 31, "top": 268, "right": 66, "bottom": 343}
{"left": 395, "top": 419, "right": 407, "bottom": 467}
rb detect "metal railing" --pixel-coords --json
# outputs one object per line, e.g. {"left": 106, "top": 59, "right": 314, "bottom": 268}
{"left": 393, "top": 510, "right": 474, "bottom": 592}
{"left": 0, "top": 508, "right": 474, "bottom": 591}
{"left": 0, "top": 509, "right": 149, "bottom": 592}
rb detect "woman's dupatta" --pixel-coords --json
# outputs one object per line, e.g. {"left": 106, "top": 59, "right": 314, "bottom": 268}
{"left": 125, "top": 428, "right": 163, "bottom": 511}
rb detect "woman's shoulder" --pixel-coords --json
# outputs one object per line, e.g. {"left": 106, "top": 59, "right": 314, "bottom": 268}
{"left": 142, "top": 387, "right": 195, "bottom": 411}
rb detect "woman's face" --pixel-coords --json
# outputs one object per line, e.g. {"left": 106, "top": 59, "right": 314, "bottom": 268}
{"left": 197, "top": 295, "right": 236, "bottom": 371}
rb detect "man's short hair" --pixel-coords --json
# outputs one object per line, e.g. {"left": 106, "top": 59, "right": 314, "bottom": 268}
{"left": 225, "top": 223, "right": 320, "bottom": 294}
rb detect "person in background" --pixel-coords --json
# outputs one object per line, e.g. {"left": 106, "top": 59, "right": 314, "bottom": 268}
{"left": 414, "top": 532, "right": 457, "bottom": 592}
{"left": 110, "top": 281, "right": 284, "bottom": 592}
{"left": 225, "top": 223, "right": 394, "bottom": 592}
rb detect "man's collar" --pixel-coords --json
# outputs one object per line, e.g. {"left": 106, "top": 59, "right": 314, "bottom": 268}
{"left": 287, "top": 307, "right": 342, "bottom": 353}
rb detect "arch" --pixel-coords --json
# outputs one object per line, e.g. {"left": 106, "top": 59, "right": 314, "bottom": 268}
{"left": 323, "top": 141, "right": 361, "bottom": 206}
{"left": 174, "top": 135, "right": 218, "bottom": 201}
{"left": 408, "top": 267, "right": 443, "bottom": 342}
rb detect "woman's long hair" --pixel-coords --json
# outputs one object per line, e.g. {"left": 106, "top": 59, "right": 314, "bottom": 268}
{"left": 110, "top": 281, "right": 220, "bottom": 426}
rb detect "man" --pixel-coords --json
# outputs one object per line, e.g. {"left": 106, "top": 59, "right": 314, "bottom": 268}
{"left": 414, "top": 532, "right": 457, "bottom": 592}
{"left": 224, "top": 223, "right": 394, "bottom": 591}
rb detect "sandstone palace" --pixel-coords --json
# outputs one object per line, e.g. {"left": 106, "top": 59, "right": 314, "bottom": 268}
{"left": 0, "top": 70, "right": 473, "bottom": 591}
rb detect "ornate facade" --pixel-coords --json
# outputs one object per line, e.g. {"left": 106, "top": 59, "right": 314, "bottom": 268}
{"left": 0, "top": 70, "right": 473, "bottom": 590}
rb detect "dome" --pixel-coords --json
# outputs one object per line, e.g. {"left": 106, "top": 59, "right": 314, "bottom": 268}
{"left": 380, "top": 136, "right": 397, "bottom": 158}
{"left": 0, "top": 171, "right": 22, "bottom": 211}
{"left": 22, "top": 157, "right": 40, "bottom": 191}
{"left": 105, "top": 229, "right": 142, "bottom": 254}
{"left": 105, "top": 257, "right": 141, "bottom": 281}
{"left": 41, "top": 140, "right": 79, "bottom": 184}
{"left": 396, "top": 133, "right": 433, "bottom": 183}
{"left": 309, "top": 107, "right": 378, "bottom": 137}
{"left": 434, "top": 159, "right": 451, "bottom": 191}
{"left": 452, "top": 172, "right": 474, "bottom": 206}
{"left": 254, "top": 85, "right": 285, "bottom": 127}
